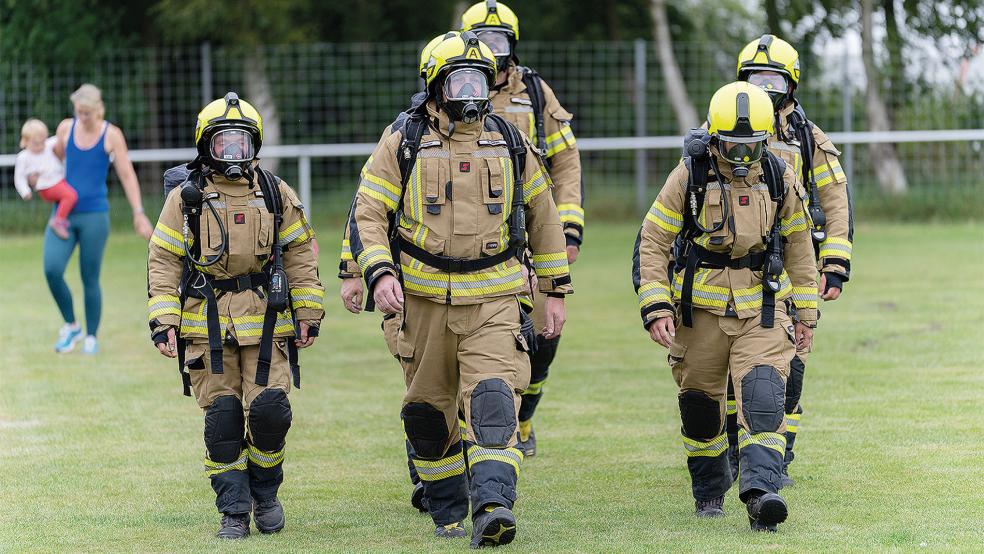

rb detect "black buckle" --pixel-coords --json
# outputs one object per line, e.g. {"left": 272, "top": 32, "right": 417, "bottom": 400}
{"left": 445, "top": 257, "right": 466, "bottom": 273}
{"left": 237, "top": 275, "right": 252, "bottom": 291}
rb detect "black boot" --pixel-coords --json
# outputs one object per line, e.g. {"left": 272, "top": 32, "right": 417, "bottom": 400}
{"left": 695, "top": 496, "right": 725, "bottom": 518}
{"left": 411, "top": 481, "right": 428, "bottom": 513}
{"left": 253, "top": 498, "right": 285, "bottom": 534}
{"left": 516, "top": 420, "right": 536, "bottom": 458}
{"left": 470, "top": 505, "right": 516, "bottom": 548}
{"left": 746, "top": 492, "right": 788, "bottom": 532}
{"left": 435, "top": 521, "right": 468, "bottom": 538}
{"left": 216, "top": 513, "right": 250, "bottom": 539}
{"left": 779, "top": 465, "right": 795, "bottom": 489}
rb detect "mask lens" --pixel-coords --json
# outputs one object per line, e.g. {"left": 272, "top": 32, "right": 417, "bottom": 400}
{"left": 476, "top": 31, "right": 510, "bottom": 56}
{"left": 720, "top": 139, "right": 764, "bottom": 165}
{"left": 747, "top": 71, "right": 789, "bottom": 95}
{"left": 210, "top": 129, "right": 254, "bottom": 162}
{"left": 444, "top": 68, "right": 489, "bottom": 101}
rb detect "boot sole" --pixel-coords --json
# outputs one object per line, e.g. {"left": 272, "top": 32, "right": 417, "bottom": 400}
{"left": 749, "top": 496, "right": 788, "bottom": 532}
{"left": 471, "top": 515, "right": 516, "bottom": 548}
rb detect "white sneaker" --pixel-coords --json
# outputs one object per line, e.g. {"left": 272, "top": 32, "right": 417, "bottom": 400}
{"left": 82, "top": 335, "right": 98, "bottom": 355}
{"left": 55, "top": 323, "right": 82, "bottom": 353}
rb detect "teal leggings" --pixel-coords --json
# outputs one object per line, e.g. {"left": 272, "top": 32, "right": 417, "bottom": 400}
{"left": 43, "top": 211, "right": 110, "bottom": 336}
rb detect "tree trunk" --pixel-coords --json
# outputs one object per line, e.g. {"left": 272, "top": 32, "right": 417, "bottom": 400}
{"left": 245, "top": 46, "right": 280, "bottom": 174}
{"left": 881, "top": 0, "right": 904, "bottom": 122}
{"left": 861, "top": 0, "right": 908, "bottom": 194}
{"left": 764, "top": 0, "right": 782, "bottom": 36}
{"left": 451, "top": 1, "right": 468, "bottom": 28}
{"left": 650, "top": 0, "right": 697, "bottom": 133}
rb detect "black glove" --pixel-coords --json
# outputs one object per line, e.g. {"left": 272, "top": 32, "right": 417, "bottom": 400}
{"left": 822, "top": 272, "right": 844, "bottom": 294}
{"left": 152, "top": 326, "right": 173, "bottom": 346}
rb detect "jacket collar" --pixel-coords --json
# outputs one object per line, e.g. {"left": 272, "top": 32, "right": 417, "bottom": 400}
{"left": 426, "top": 100, "right": 484, "bottom": 142}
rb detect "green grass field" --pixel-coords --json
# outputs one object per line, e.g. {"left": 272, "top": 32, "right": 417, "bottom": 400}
{"left": 1, "top": 221, "right": 982, "bottom": 553}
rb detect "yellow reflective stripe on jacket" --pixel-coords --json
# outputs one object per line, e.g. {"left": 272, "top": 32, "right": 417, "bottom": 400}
{"left": 412, "top": 451, "right": 466, "bottom": 482}
{"left": 341, "top": 238, "right": 354, "bottom": 262}
{"left": 401, "top": 263, "right": 524, "bottom": 297}
{"left": 522, "top": 168, "right": 549, "bottom": 203}
{"left": 672, "top": 271, "right": 730, "bottom": 309}
{"left": 531, "top": 252, "right": 569, "bottom": 277}
{"left": 544, "top": 125, "right": 576, "bottom": 157}
{"left": 148, "top": 294, "right": 181, "bottom": 321}
{"left": 738, "top": 429, "right": 786, "bottom": 455}
{"left": 466, "top": 445, "right": 523, "bottom": 477}
{"left": 791, "top": 286, "right": 818, "bottom": 310}
{"left": 557, "top": 203, "right": 584, "bottom": 226}
{"left": 682, "top": 433, "right": 728, "bottom": 457}
{"left": 359, "top": 171, "right": 402, "bottom": 210}
{"left": 732, "top": 272, "right": 793, "bottom": 311}
{"left": 818, "top": 236, "right": 852, "bottom": 261}
{"left": 638, "top": 281, "right": 672, "bottom": 309}
{"left": 291, "top": 287, "right": 324, "bottom": 311}
{"left": 180, "top": 306, "right": 293, "bottom": 336}
{"left": 151, "top": 222, "right": 187, "bottom": 256}
{"left": 204, "top": 450, "right": 247, "bottom": 476}
{"left": 727, "top": 399, "right": 737, "bottom": 416}
{"left": 357, "top": 244, "right": 394, "bottom": 275}
{"left": 646, "top": 200, "right": 684, "bottom": 234}
{"left": 279, "top": 218, "right": 314, "bottom": 246}
{"left": 780, "top": 212, "right": 808, "bottom": 236}
{"left": 246, "top": 443, "right": 284, "bottom": 468}
{"left": 814, "top": 158, "right": 846, "bottom": 188}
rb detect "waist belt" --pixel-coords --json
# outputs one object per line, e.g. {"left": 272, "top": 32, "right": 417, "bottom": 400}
{"left": 212, "top": 272, "right": 267, "bottom": 292}
{"left": 691, "top": 245, "right": 767, "bottom": 270}
{"left": 680, "top": 244, "right": 768, "bottom": 328}
{"left": 399, "top": 237, "right": 516, "bottom": 273}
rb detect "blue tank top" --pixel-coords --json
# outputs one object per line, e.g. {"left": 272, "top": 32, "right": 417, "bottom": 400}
{"left": 65, "top": 120, "right": 111, "bottom": 213}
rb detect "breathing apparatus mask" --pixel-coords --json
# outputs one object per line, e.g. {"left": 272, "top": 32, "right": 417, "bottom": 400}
{"left": 747, "top": 70, "right": 792, "bottom": 108}
{"left": 441, "top": 67, "right": 490, "bottom": 124}
{"left": 717, "top": 136, "right": 766, "bottom": 179}
{"left": 475, "top": 30, "right": 512, "bottom": 74}
{"left": 206, "top": 128, "right": 256, "bottom": 181}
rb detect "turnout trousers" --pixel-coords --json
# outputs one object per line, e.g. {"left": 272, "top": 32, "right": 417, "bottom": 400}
{"left": 185, "top": 340, "right": 294, "bottom": 515}
{"left": 398, "top": 294, "right": 531, "bottom": 526}
{"left": 668, "top": 305, "right": 795, "bottom": 502}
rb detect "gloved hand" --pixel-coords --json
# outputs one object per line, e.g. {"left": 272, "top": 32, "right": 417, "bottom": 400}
{"left": 820, "top": 272, "right": 844, "bottom": 301}
{"left": 153, "top": 326, "right": 178, "bottom": 358}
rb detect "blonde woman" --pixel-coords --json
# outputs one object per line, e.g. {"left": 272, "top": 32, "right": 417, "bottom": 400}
{"left": 47, "top": 83, "right": 153, "bottom": 353}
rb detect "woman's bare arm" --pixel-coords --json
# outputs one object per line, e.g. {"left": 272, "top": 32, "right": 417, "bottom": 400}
{"left": 107, "top": 125, "right": 153, "bottom": 239}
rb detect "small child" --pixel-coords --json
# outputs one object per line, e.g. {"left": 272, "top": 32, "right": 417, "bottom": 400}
{"left": 14, "top": 119, "right": 78, "bottom": 239}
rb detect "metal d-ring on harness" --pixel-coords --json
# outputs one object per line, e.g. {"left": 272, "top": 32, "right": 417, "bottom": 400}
{"left": 675, "top": 128, "right": 788, "bottom": 329}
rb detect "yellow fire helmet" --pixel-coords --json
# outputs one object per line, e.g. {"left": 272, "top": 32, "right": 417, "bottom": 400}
{"left": 461, "top": 0, "right": 520, "bottom": 41}
{"left": 737, "top": 34, "right": 801, "bottom": 85}
{"left": 419, "top": 31, "right": 461, "bottom": 77}
{"left": 194, "top": 92, "right": 263, "bottom": 157}
{"left": 423, "top": 31, "right": 497, "bottom": 90}
{"left": 707, "top": 82, "right": 774, "bottom": 166}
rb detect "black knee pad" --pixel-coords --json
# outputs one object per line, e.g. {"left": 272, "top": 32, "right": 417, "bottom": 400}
{"left": 248, "top": 389, "right": 292, "bottom": 452}
{"left": 470, "top": 378, "right": 517, "bottom": 448}
{"left": 741, "top": 365, "right": 786, "bottom": 434}
{"left": 784, "top": 356, "right": 806, "bottom": 414}
{"left": 402, "top": 402, "right": 449, "bottom": 460}
{"left": 204, "top": 395, "right": 245, "bottom": 463}
{"left": 678, "top": 390, "right": 722, "bottom": 440}
{"left": 530, "top": 336, "right": 560, "bottom": 383}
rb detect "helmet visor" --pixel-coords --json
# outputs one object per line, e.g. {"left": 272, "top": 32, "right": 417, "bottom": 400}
{"left": 443, "top": 68, "right": 489, "bottom": 101}
{"left": 476, "top": 30, "right": 511, "bottom": 57}
{"left": 747, "top": 70, "right": 789, "bottom": 95}
{"left": 719, "top": 138, "right": 765, "bottom": 165}
{"left": 210, "top": 129, "right": 255, "bottom": 163}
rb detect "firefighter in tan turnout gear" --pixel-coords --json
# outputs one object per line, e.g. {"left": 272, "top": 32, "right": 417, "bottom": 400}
{"left": 633, "top": 82, "right": 816, "bottom": 532}
{"left": 728, "top": 34, "right": 855, "bottom": 487}
{"left": 463, "top": 0, "right": 584, "bottom": 457}
{"left": 148, "top": 93, "right": 323, "bottom": 539}
{"left": 350, "top": 33, "right": 572, "bottom": 547}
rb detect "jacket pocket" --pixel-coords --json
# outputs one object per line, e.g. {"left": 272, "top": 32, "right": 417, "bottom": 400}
{"left": 255, "top": 207, "right": 273, "bottom": 256}
{"left": 483, "top": 158, "right": 505, "bottom": 215}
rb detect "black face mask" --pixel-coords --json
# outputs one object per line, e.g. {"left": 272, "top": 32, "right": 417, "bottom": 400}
{"left": 443, "top": 98, "right": 488, "bottom": 124}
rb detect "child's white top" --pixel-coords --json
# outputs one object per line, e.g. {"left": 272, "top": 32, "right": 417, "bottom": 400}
{"left": 14, "top": 137, "right": 65, "bottom": 198}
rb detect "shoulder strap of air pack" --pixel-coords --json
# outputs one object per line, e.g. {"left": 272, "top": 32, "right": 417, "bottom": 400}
{"left": 787, "top": 102, "right": 826, "bottom": 243}
{"left": 519, "top": 66, "right": 549, "bottom": 159}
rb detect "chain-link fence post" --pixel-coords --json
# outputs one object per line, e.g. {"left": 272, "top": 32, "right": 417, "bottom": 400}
{"left": 200, "top": 42, "right": 213, "bottom": 107}
{"left": 634, "top": 39, "right": 648, "bottom": 213}
{"left": 298, "top": 156, "right": 312, "bottom": 219}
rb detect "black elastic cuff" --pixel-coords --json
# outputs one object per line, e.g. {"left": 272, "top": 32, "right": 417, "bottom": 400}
{"left": 545, "top": 293, "right": 565, "bottom": 299}
{"left": 565, "top": 234, "right": 582, "bottom": 248}
{"left": 365, "top": 262, "right": 398, "bottom": 295}
{"left": 822, "top": 272, "right": 844, "bottom": 293}
{"left": 306, "top": 325, "right": 320, "bottom": 337}
{"left": 152, "top": 327, "right": 171, "bottom": 345}
{"left": 641, "top": 302, "right": 673, "bottom": 326}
